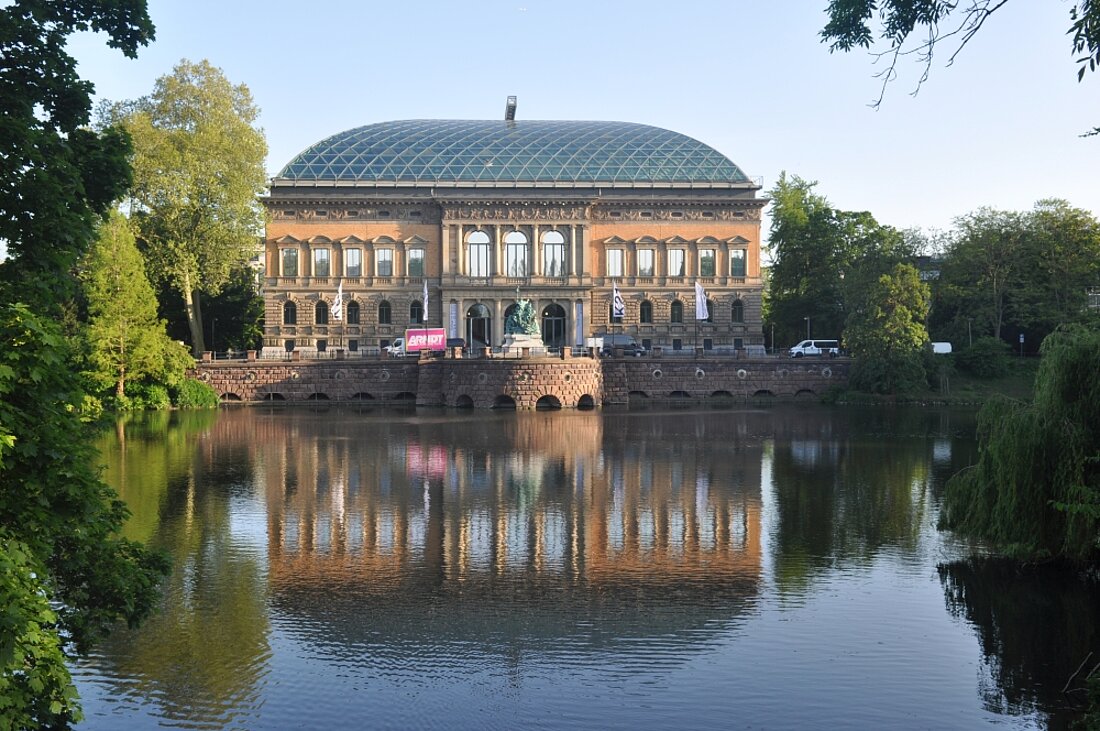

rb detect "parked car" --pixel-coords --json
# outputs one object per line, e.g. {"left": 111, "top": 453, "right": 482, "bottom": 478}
{"left": 596, "top": 333, "right": 646, "bottom": 357}
{"left": 788, "top": 339, "right": 840, "bottom": 358}
{"left": 384, "top": 338, "right": 415, "bottom": 357}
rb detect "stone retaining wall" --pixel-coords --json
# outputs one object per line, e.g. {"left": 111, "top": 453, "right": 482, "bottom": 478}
{"left": 193, "top": 355, "right": 848, "bottom": 408}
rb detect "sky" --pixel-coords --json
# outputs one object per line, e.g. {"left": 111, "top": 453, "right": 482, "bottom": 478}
{"left": 66, "top": 0, "right": 1100, "bottom": 243}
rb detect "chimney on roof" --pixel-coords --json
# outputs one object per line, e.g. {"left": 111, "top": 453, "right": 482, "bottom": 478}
{"left": 505, "top": 96, "right": 517, "bottom": 121}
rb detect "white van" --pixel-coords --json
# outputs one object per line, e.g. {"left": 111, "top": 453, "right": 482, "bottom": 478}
{"left": 788, "top": 339, "right": 840, "bottom": 358}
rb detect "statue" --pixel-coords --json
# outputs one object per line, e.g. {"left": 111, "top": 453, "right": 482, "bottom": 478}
{"left": 505, "top": 298, "right": 540, "bottom": 336}
{"left": 503, "top": 288, "right": 543, "bottom": 353}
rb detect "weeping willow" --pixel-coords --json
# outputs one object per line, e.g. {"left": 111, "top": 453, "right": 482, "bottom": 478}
{"left": 941, "top": 325, "right": 1100, "bottom": 561}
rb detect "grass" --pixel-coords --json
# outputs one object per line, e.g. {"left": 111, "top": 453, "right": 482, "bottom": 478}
{"left": 836, "top": 356, "right": 1041, "bottom": 405}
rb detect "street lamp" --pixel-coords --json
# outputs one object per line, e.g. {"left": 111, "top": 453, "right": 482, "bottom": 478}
{"left": 804, "top": 316, "right": 810, "bottom": 340}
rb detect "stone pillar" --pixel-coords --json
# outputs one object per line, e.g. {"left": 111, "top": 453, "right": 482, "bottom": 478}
{"left": 494, "top": 299, "right": 504, "bottom": 348}
{"left": 532, "top": 224, "right": 540, "bottom": 277}
{"left": 441, "top": 224, "right": 451, "bottom": 277}
{"left": 493, "top": 224, "right": 503, "bottom": 277}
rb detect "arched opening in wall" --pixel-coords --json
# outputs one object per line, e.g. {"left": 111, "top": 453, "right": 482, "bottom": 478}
{"left": 466, "top": 303, "right": 492, "bottom": 350}
{"left": 221, "top": 392, "right": 242, "bottom": 402}
{"left": 711, "top": 390, "right": 735, "bottom": 399}
{"left": 347, "top": 300, "right": 361, "bottom": 325}
{"left": 577, "top": 394, "right": 596, "bottom": 410}
{"left": 628, "top": 390, "right": 649, "bottom": 399}
{"left": 283, "top": 301, "right": 297, "bottom": 325}
{"left": 410, "top": 300, "right": 424, "bottom": 324}
{"left": 639, "top": 300, "right": 653, "bottom": 324}
{"left": 455, "top": 394, "right": 475, "bottom": 409}
{"left": 315, "top": 301, "right": 329, "bottom": 325}
{"left": 541, "top": 303, "right": 567, "bottom": 348}
{"left": 731, "top": 299, "right": 744, "bottom": 324}
{"left": 378, "top": 300, "right": 392, "bottom": 325}
{"left": 706, "top": 299, "right": 716, "bottom": 323}
{"left": 350, "top": 392, "right": 375, "bottom": 401}
{"left": 753, "top": 389, "right": 776, "bottom": 398}
{"left": 542, "top": 230, "right": 567, "bottom": 277}
{"left": 492, "top": 394, "right": 517, "bottom": 410}
{"left": 670, "top": 300, "right": 684, "bottom": 324}
{"left": 669, "top": 390, "right": 693, "bottom": 408}
{"left": 261, "top": 392, "right": 286, "bottom": 401}
{"left": 535, "top": 394, "right": 562, "bottom": 410}
{"left": 504, "top": 230, "right": 529, "bottom": 277}
{"left": 393, "top": 392, "right": 417, "bottom": 402}
{"left": 795, "top": 389, "right": 817, "bottom": 400}
{"left": 307, "top": 392, "right": 330, "bottom": 400}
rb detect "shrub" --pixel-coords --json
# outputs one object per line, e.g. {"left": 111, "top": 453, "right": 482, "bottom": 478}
{"left": 173, "top": 378, "right": 219, "bottom": 409}
{"left": 127, "top": 383, "right": 171, "bottom": 411}
{"left": 955, "top": 337, "right": 1012, "bottom": 378}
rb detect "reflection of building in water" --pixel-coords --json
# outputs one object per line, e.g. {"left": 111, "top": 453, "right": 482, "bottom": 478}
{"left": 243, "top": 411, "right": 762, "bottom": 602}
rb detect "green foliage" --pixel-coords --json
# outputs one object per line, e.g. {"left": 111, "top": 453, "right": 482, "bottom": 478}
{"left": 126, "top": 382, "right": 172, "bottom": 411}
{"left": 941, "top": 325, "right": 1100, "bottom": 560}
{"left": 765, "top": 173, "right": 915, "bottom": 350}
{"left": 821, "top": 1, "right": 1100, "bottom": 132}
{"left": 173, "top": 378, "right": 220, "bottom": 409}
{"left": 81, "top": 212, "right": 190, "bottom": 402}
{"left": 0, "top": 304, "right": 169, "bottom": 726}
{"left": 111, "top": 59, "right": 268, "bottom": 356}
{"left": 0, "top": 534, "right": 82, "bottom": 730}
{"left": 955, "top": 336, "right": 1012, "bottom": 378}
{"left": 845, "top": 263, "right": 931, "bottom": 394}
{"left": 0, "top": 1, "right": 153, "bottom": 311}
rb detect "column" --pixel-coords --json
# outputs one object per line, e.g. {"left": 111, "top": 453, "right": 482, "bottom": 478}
{"left": 532, "top": 224, "right": 541, "bottom": 277}
{"left": 493, "top": 224, "right": 503, "bottom": 276}
{"left": 441, "top": 224, "right": 451, "bottom": 277}
{"left": 494, "top": 299, "right": 504, "bottom": 347}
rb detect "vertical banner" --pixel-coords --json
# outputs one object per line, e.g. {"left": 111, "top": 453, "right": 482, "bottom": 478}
{"left": 449, "top": 302, "right": 459, "bottom": 338}
{"left": 574, "top": 300, "right": 584, "bottom": 347}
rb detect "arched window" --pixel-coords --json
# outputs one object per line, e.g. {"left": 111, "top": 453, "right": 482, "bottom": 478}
{"left": 670, "top": 300, "right": 683, "bottom": 324}
{"left": 640, "top": 299, "right": 653, "bottom": 324}
{"left": 467, "top": 230, "right": 491, "bottom": 277}
{"left": 378, "top": 300, "right": 392, "bottom": 325}
{"left": 504, "top": 230, "right": 528, "bottom": 277}
{"left": 706, "top": 299, "right": 716, "bottom": 323}
{"left": 609, "top": 302, "right": 623, "bottom": 324}
{"left": 347, "top": 300, "right": 360, "bottom": 325}
{"left": 731, "top": 299, "right": 744, "bottom": 323}
{"left": 410, "top": 300, "right": 424, "bottom": 324}
{"left": 283, "top": 301, "right": 297, "bottom": 325}
{"left": 542, "top": 230, "right": 567, "bottom": 277}
{"left": 315, "top": 301, "right": 328, "bottom": 325}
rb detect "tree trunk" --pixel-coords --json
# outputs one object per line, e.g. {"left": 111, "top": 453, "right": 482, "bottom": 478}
{"left": 182, "top": 272, "right": 205, "bottom": 356}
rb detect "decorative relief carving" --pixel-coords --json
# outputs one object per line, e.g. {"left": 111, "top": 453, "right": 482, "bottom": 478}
{"left": 442, "top": 205, "right": 586, "bottom": 221}
{"left": 269, "top": 206, "right": 440, "bottom": 223}
{"left": 591, "top": 207, "right": 761, "bottom": 222}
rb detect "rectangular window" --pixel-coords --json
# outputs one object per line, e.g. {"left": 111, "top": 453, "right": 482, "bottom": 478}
{"left": 607, "top": 248, "right": 624, "bottom": 277}
{"left": 316, "top": 339, "right": 327, "bottom": 353}
{"left": 672, "top": 338, "right": 683, "bottom": 351}
{"left": 544, "top": 243, "right": 566, "bottom": 277}
{"left": 344, "top": 248, "right": 362, "bottom": 277}
{"left": 699, "top": 249, "right": 716, "bottom": 276}
{"left": 376, "top": 249, "right": 393, "bottom": 277}
{"left": 703, "top": 338, "right": 713, "bottom": 350}
{"left": 313, "top": 249, "right": 330, "bottom": 277}
{"left": 281, "top": 248, "right": 298, "bottom": 277}
{"left": 469, "top": 243, "right": 490, "bottom": 277}
{"left": 506, "top": 243, "right": 528, "bottom": 277}
{"left": 407, "top": 248, "right": 425, "bottom": 277}
{"left": 730, "top": 249, "right": 746, "bottom": 277}
{"left": 637, "top": 249, "right": 654, "bottom": 277}
{"left": 349, "top": 339, "right": 359, "bottom": 352}
{"left": 668, "top": 249, "right": 685, "bottom": 277}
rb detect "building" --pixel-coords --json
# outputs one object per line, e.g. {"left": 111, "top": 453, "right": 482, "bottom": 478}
{"left": 262, "top": 110, "right": 765, "bottom": 356}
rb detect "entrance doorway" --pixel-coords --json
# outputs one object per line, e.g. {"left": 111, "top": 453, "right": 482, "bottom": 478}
{"left": 466, "top": 303, "right": 492, "bottom": 349}
{"left": 541, "top": 303, "right": 566, "bottom": 348}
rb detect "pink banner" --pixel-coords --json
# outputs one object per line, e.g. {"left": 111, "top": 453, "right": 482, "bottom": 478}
{"left": 404, "top": 328, "right": 446, "bottom": 351}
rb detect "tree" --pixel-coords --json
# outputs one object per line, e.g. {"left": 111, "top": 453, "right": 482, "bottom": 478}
{"left": 937, "top": 207, "right": 1022, "bottom": 341}
{"left": 0, "top": 304, "right": 169, "bottom": 728}
{"left": 80, "top": 212, "right": 190, "bottom": 404}
{"left": 0, "top": 3, "right": 171, "bottom": 727}
{"left": 0, "top": 0, "right": 153, "bottom": 310}
{"left": 820, "top": 1, "right": 1100, "bottom": 133}
{"left": 844, "top": 263, "right": 931, "bottom": 393}
{"left": 115, "top": 59, "right": 267, "bottom": 356}
{"left": 766, "top": 173, "right": 913, "bottom": 348}
{"left": 940, "top": 324, "right": 1100, "bottom": 560}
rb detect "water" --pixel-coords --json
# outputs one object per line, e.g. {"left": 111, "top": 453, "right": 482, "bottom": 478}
{"left": 72, "top": 405, "right": 1100, "bottom": 730}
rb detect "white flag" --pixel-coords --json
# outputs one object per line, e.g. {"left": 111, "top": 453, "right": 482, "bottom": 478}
{"left": 331, "top": 280, "right": 343, "bottom": 321}
{"left": 695, "top": 280, "right": 709, "bottom": 320}
{"left": 612, "top": 280, "right": 625, "bottom": 319}
{"left": 422, "top": 278, "right": 429, "bottom": 323}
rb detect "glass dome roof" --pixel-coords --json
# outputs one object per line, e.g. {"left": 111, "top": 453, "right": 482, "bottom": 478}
{"left": 275, "top": 120, "right": 750, "bottom": 185}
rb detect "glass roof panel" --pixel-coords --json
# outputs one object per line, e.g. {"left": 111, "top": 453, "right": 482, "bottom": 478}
{"left": 275, "top": 120, "right": 749, "bottom": 184}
